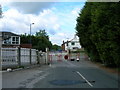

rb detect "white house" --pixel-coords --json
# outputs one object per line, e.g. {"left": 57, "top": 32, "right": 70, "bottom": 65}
{"left": 1, "top": 31, "right": 20, "bottom": 48}
{"left": 62, "top": 35, "right": 81, "bottom": 52}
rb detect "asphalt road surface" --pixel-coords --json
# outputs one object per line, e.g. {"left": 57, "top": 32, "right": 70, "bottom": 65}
{"left": 2, "top": 58, "right": 119, "bottom": 89}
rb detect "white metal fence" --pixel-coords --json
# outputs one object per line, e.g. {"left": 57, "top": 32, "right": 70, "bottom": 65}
{"left": 69, "top": 53, "right": 88, "bottom": 60}
{"left": 48, "top": 51, "right": 68, "bottom": 61}
{"left": 48, "top": 51, "right": 89, "bottom": 62}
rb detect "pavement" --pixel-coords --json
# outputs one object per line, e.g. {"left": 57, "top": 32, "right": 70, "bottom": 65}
{"left": 2, "top": 58, "right": 120, "bottom": 89}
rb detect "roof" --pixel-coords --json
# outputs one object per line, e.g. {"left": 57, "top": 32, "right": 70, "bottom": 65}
{"left": 0, "top": 31, "right": 20, "bottom": 40}
{"left": 62, "top": 35, "right": 79, "bottom": 45}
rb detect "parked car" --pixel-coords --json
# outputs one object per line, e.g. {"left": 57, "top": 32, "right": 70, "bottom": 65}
{"left": 70, "top": 58, "right": 75, "bottom": 61}
{"left": 76, "top": 58, "right": 80, "bottom": 62}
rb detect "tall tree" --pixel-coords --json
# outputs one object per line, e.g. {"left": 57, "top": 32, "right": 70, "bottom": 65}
{"left": 76, "top": 2, "right": 100, "bottom": 62}
{"left": 36, "top": 30, "right": 49, "bottom": 40}
{"left": 20, "top": 30, "right": 52, "bottom": 52}
{"left": 52, "top": 44, "right": 61, "bottom": 51}
{"left": 35, "top": 30, "right": 52, "bottom": 51}
{"left": 76, "top": 2, "right": 120, "bottom": 66}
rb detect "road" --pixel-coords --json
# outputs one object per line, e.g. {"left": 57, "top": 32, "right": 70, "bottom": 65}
{"left": 2, "top": 58, "right": 119, "bottom": 89}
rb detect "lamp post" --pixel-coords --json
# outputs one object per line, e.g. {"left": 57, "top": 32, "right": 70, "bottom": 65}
{"left": 30, "top": 23, "right": 34, "bottom": 65}
{"left": 66, "top": 38, "right": 70, "bottom": 60}
{"left": 30, "top": 23, "right": 34, "bottom": 45}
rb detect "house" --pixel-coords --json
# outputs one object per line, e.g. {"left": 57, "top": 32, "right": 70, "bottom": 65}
{"left": 62, "top": 35, "right": 81, "bottom": 52}
{"left": 1, "top": 31, "right": 20, "bottom": 48}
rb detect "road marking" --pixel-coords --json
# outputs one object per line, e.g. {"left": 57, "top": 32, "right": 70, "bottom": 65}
{"left": 65, "top": 61, "right": 76, "bottom": 67}
{"left": 26, "top": 73, "right": 49, "bottom": 88}
{"left": 49, "top": 64, "right": 52, "bottom": 67}
{"left": 0, "top": 71, "right": 7, "bottom": 73}
{"left": 76, "top": 71, "right": 93, "bottom": 87}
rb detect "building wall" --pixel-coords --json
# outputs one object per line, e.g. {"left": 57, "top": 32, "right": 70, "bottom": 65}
{"left": 2, "top": 33, "right": 20, "bottom": 48}
{"left": 64, "top": 35, "right": 81, "bottom": 51}
{"left": 20, "top": 44, "right": 32, "bottom": 48}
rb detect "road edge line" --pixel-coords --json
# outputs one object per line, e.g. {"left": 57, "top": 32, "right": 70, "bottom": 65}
{"left": 76, "top": 71, "right": 93, "bottom": 87}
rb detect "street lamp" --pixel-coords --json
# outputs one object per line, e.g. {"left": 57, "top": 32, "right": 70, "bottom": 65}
{"left": 30, "top": 23, "right": 34, "bottom": 46}
{"left": 66, "top": 38, "right": 70, "bottom": 60}
{"left": 30, "top": 23, "right": 34, "bottom": 65}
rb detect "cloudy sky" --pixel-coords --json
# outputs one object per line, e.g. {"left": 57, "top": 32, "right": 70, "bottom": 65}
{"left": 0, "top": 1, "right": 85, "bottom": 45}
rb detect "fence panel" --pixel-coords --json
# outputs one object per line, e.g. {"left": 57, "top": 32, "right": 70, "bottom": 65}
{"left": 40, "top": 52, "right": 46, "bottom": 64}
{"left": 48, "top": 51, "right": 68, "bottom": 62}
{"left": 20, "top": 48, "right": 30, "bottom": 66}
{"left": 31, "top": 49, "right": 37, "bottom": 64}
{"left": 2, "top": 48, "right": 18, "bottom": 68}
{"left": 1, "top": 48, "right": 40, "bottom": 69}
{"left": 69, "top": 52, "right": 88, "bottom": 60}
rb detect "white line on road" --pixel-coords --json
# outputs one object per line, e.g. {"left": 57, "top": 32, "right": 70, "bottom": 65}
{"left": 49, "top": 64, "right": 52, "bottom": 67}
{"left": 76, "top": 71, "right": 93, "bottom": 87}
{"left": 26, "top": 73, "right": 49, "bottom": 88}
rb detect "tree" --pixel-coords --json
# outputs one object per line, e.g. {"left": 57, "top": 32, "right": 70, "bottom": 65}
{"left": 76, "top": 2, "right": 100, "bottom": 62}
{"left": 35, "top": 30, "right": 52, "bottom": 51}
{"left": 51, "top": 44, "right": 61, "bottom": 51}
{"left": 20, "top": 30, "right": 52, "bottom": 52}
{"left": 76, "top": 2, "right": 120, "bottom": 66}
{"left": 36, "top": 30, "right": 49, "bottom": 40}
{"left": 36, "top": 36, "right": 52, "bottom": 51}
{"left": 20, "top": 34, "right": 30, "bottom": 44}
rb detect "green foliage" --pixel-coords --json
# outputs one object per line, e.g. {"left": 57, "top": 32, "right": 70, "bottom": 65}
{"left": 51, "top": 44, "right": 61, "bottom": 51}
{"left": 36, "top": 30, "right": 49, "bottom": 40}
{"left": 21, "top": 30, "right": 52, "bottom": 52}
{"left": 76, "top": 2, "right": 120, "bottom": 66}
{"left": 36, "top": 36, "right": 52, "bottom": 52}
{"left": 35, "top": 30, "right": 52, "bottom": 51}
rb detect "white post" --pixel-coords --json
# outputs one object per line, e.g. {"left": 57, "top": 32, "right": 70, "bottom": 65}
{"left": 0, "top": 49, "right": 1, "bottom": 70}
{"left": 19, "top": 36, "right": 20, "bottom": 45}
{"left": 45, "top": 48, "right": 49, "bottom": 64}
{"left": 10, "top": 36, "right": 12, "bottom": 44}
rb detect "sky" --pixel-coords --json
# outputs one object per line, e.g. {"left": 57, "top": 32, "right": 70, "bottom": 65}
{"left": 0, "top": 1, "right": 85, "bottom": 45}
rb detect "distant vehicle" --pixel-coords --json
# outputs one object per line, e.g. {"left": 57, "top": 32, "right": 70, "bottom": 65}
{"left": 70, "top": 54, "right": 76, "bottom": 61}
{"left": 76, "top": 58, "right": 80, "bottom": 62}
{"left": 70, "top": 58, "right": 75, "bottom": 61}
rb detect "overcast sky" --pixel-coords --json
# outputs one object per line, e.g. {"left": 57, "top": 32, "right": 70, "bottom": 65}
{"left": 0, "top": 1, "right": 85, "bottom": 45}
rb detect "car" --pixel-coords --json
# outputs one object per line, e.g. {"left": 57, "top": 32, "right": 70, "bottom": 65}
{"left": 76, "top": 58, "right": 80, "bottom": 62}
{"left": 70, "top": 58, "right": 75, "bottom": 61}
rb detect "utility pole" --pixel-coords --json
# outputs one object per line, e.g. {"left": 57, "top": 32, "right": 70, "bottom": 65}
{"left": 29, "top": 23, "right": 34, "bottom": 65}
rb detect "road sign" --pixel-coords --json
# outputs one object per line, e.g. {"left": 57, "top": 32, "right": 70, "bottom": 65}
{"left": 64, "top": 55, "right": 68, "bottom": 60}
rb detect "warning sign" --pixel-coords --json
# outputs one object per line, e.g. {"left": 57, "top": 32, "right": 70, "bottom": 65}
{"left": 64, "top": 55, "right": 68, "bottom": 60}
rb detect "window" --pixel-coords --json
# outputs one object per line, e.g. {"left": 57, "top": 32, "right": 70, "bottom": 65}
{"left": 12, "top": 42, "right": 16, "bottom": 44}
{"left": 71, "top": 42, "right": 75, "bottom": 45}
{"left": 4, "top": 39, "right": 11, "bottom": 44}
{"left": 12, "top": 37, "right": 15, "bottom": 41}
{"left": 73, "top": 47, "right": 78, "bottom": 49}
{"left": 16, "top": 37, "right": 19, "bottom": 41}
{"left": 12, "top": 36, "right": 19, "bottom": 44}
